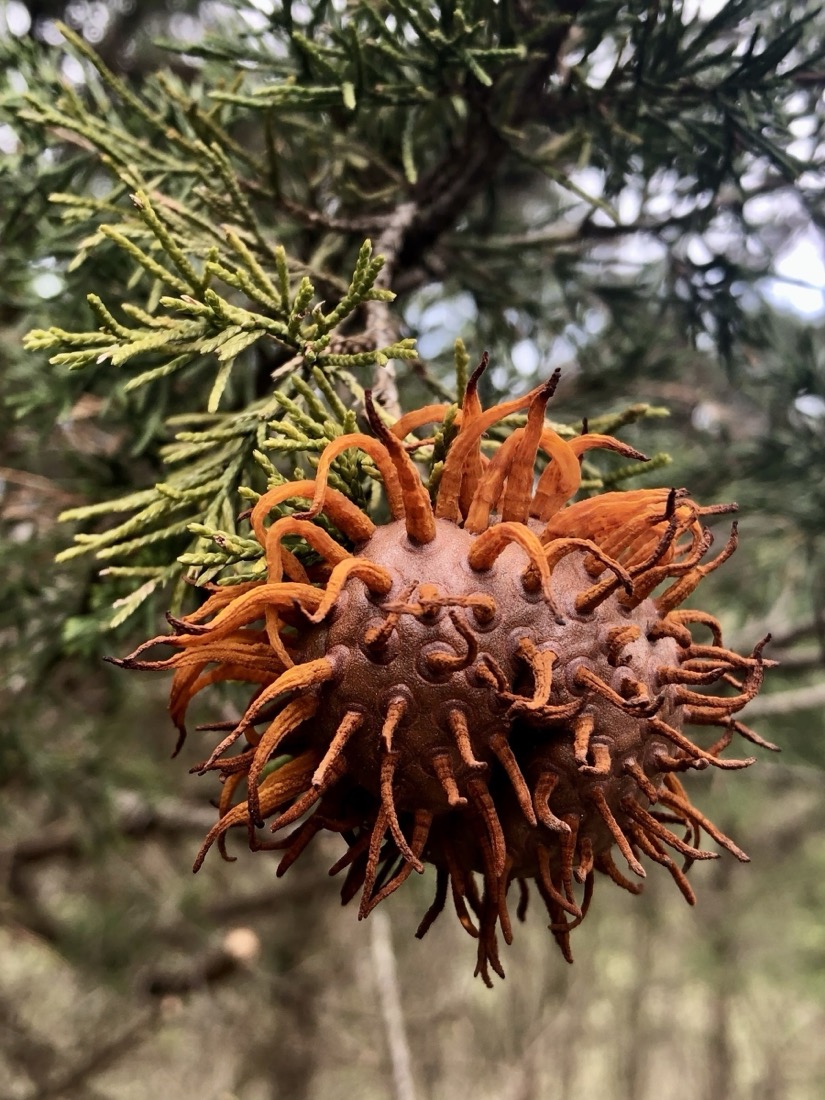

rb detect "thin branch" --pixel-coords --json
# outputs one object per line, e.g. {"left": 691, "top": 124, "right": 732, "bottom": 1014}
{"left": 26, "top": 1009, "right": 160, "bottom": 1100}
{"left": 142, "top": 928, "right": 261, "bottom": 997}
{"left": 370, "top": 909, "right": 418, "bottom": 1100}
{"left": 0, "top": 466, "right": 80, "bottom": 502}
{"left": 369, "top": 200, "right": 418, "bottom": 418}
{"left": 741, "top": 681, "right": 825, "bottom": 718}
{"left": 278, "top": 193, "right": 394, "bottom": 234}
{"left": 5, "top": 794, "right": 218, "bottom": 871}
{"left": 399, "top": 2, "right": 586, "bottom": 274}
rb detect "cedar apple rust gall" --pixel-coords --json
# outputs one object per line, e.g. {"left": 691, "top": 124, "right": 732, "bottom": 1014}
{"left": 114, "top": 356, "right": 774, "bottom": 984}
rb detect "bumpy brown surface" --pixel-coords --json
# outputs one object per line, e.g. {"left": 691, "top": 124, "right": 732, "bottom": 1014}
{"left": 118, "top": 360, "right": 772, "bottom": 982}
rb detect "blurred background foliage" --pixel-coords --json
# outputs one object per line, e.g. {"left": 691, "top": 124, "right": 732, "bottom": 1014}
{"left": 1, "top": 1, "right": 824, "bottom": 1098}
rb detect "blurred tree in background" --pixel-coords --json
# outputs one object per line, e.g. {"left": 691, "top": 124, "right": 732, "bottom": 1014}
{"left": 1, "top": 1, "right": 824, "bottom": 1097}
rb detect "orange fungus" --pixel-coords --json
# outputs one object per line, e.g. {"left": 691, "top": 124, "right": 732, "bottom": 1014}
{"left": 115, "top": 357, "right": 774, "bottom": 983}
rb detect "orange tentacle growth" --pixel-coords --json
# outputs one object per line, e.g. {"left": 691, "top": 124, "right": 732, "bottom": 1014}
{"left": 278, "top": 546, "right": 310, "bottom": 583}
{"left": 391, "top": 403, "right": 454, "bottom": 439}
{"left": 655, "top": 523, "right": 740, "bottom": 613}
{"left": 536, "top": 844, "right": 581, "bottom": 918}
{"left": 489, "top": 732, "right": 537, "bottom": 825}
{"left": 117, "top": 355, "right": 774, "bottom": 980}
{"left": 431, "top": 752, "right": 467, "bottom": 807}
{"left": 263, "top": 515, "right": 351, "bottom": 579}
{"left": 648, "top": 717, "right": 756, "bottom": 769}
{"left": 623, "top": 759, "right": 661, "bottom": 803}
{"left": 457, "top": 355, "right": 487, "bottom": 519}
{"left": 627, "top": 826, "right": 696, "bottom": 905}
{"left": 543, "top": 537, "right": 633, "bottom": 608}
{"left": 530, "top": 428, "right": 582, "bottom": 521}
{"left": 247, "top": 695, "right": 319, "bottom": 826}
{"left": 312, "top": 710, "right": 363, "bottom": 789}
{"left": 174, "top": 583, "right": 324, "bottom": 648}
{"left": 595, "top": 849, "right": 646, "bottom": 896}
{"left": 251, "top": 479, "right": 375, "bottom": 547}
{"left": 422, "top": 611, "right": 479, "bottom": 675}
{"left": 358, "top": 807, "right": 390, "bottom": 919}
{"left": 192, "top": 750, "right": 320, "bottom": 872}
{"left": 656, "top": 787, "right": 750, "bottom": 862}
{"left": 559, "top": 815, "right": 580, "bottom": 907}
{"left": 305, "top": 557, "right": 393, "bottom": 624}
{"left": 668, "top": 609, "right": 725, "bottom": 646}
{"left": 178, "top": 581, "right": 263, "bottom": 626}
{"left": 448, "top": 708, "right": 487, "bottom": 772}
{"left": 573, "top": 713, "right": 595, "bottom": 767}
{"left": 170, "top": 662, "right": 279, "bottom": 744}
{"left": 435, "top": 378, "right": 548, "bottom": 524}
{"left": 569, "top": 434, "right": 649, "bottom": 465}
{"left": 233, "top": 655, "right": 334, "bottom": 736}
{"left": 198, "top": 657, "right": 334, "bottom": 772}
{"left": 533, "top": 771, "right": 570, "bottom": 833}
{"left": 588, "top": 787, "right": 645, "bottom": 878}
{"left": 621, "top": 797, "right": 718, "bottom": 861}
{"left": 621, "top": 527, "right": 714, "bottom": 608}
{"left": 467, "top": 522, "right": 557, "bottom": 611}
{"left": 379, "top": 696, "right": 424, "bottom": 870}
{"left": 501, "top": 373, "right": 560, "bottom": 524}
{"left": 513, "top": 639, "right": 556, "bottom": 710}
{"left": 365, "top": 391, "right": 436, "bottom": 544}
{"left": 297, "top": 432, "right": 406, "bottom": 522}
{"left": 467, "top": 777, "right": 507, "bottom": 878}
{"left": 463, "top": 429, "right": 524, "bottom": 534}
{"left": 574, "top": 836, "right": 596, "bottom": 889}
{"left": 541, "top": 488, "right": 683, "bottom": 550}
{"left": 605, "top": 624, "right": 642, "bottom": 666}
{"left": 262, "top": 606, "right": 297, "bottom": 672}
{"left": 579, "top": 741, "right": 612, "bottom": 777}
{"left": 362, "top": 810, "right": 433, "bottom": 917}
{"left": 415, "top": 867, "right": 449, "bottom": 939}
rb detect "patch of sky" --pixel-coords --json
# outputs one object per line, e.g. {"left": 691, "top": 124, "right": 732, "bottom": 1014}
{"left": 569, "top": 167, "right": 605, "bottom": 201}
{"left": 794, "top": 393, "right": 825, "bottom": 420}
{"left": 582, "top": 308, "right": 607, "bottom": 336}
{"left": 3, "top": 1, "right": 31, "bottom": 36}
{"left": 406, "top": 290, "right": 477, "bottom": 360}
{"left": 682, "top": 0, "right": 729, "bottom": 20}
{"left": 61, "top": 55, "right": 87, "bottom": 85}
{"left": 0, "top": 124, "right": 18, "bottom": 155}
{"left": 761, "top": 237, "right": 825, "bottom": 320}
{"left": 489, "top": 365, "right": 509, "bottom": 391}
{"left": 511, "top": 339, "right": 539, "bottom": 378}
{"left": 691, "top": 400, "right": 722, "bottom": 432}
{"left": 169, "top": 14, "right": 204, "bottom": 42}
{"left": 31, "top": 258, "right": 65, "bottom": 301}
{"left": 547, "top": 332, "right": 577, "bottom": 371}
{"left": 65, "top": 1, "right": 111, "bottom": 44}
{"left": 686, "top": 236, "right": 713, "bottom": 266}
{"left": 617, "top": 189, "right": 642, "bottom": 225}
{"left": 237, "top": 8, "right": 270, "bottom": 32}
{"left": 90, "top": 171, "right": 115, "bottom": 199}
{"left": 38, "top": 20, "right": 66, "bottom": 46}
{"left": 6, "top": 67, "right": 27, "bottom": 94}
{"left": 32, "top": 273, "right": 65, "bottom": 300}
{"left": 618, "top": 235, "right": 667, "bottom": 267}
{"left": 288, "top": 3, "right": 314, "bottom": 27}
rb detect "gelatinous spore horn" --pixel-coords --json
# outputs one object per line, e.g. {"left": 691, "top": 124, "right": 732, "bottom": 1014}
{"left": 115, "top": 354, "right": 774, "bottom": 981}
